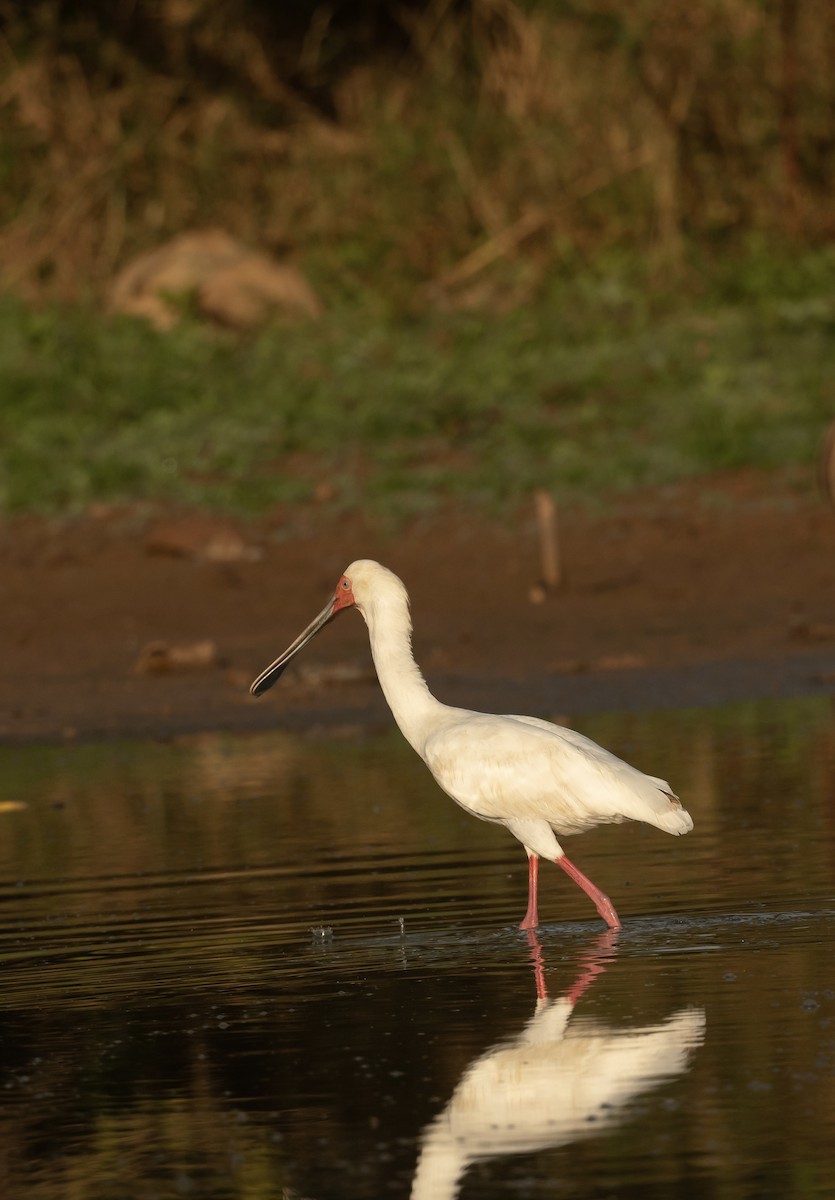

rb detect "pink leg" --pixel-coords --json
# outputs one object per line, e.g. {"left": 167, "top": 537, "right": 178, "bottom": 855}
{"left": 518, "top": 853, "right": 540, "bottom": 931}
{"left": 558, "top": 854, "right": 621, "bottom": 930}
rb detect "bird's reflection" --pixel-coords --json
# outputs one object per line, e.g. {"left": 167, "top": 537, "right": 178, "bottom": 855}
{"left": 411, "top": 931, "right": 705, "bottom": 1199}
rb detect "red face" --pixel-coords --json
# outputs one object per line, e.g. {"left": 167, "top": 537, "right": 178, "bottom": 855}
{"left": 333, "top": 574, "right": 355, "bottom": 613}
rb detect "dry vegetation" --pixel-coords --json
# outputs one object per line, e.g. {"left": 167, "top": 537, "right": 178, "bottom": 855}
{"left": 1, "top": 1, "right": 835, "bottom": 519}
{"left": 1, "top": 0, "right": 834, "bottom": 306}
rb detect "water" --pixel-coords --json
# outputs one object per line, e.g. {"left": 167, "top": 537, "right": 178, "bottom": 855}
{"left": 1, "top": 695, "right": 834, "bottom": 1199}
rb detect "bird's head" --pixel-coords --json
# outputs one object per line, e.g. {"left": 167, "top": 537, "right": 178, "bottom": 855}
{"left": 339, "top": 559, "right": 409, "bottom": 619}
{"left": 249, "top": 559, "right": 407, "bottom": 697}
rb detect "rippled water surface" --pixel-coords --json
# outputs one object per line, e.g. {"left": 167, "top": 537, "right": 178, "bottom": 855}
{"left": 1, "top": 695, "right": 835, "bottom": 1198}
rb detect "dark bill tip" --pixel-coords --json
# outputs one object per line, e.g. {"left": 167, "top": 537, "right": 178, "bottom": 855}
{"left": 249, "top": 596, "right": 337, "bottom": 698}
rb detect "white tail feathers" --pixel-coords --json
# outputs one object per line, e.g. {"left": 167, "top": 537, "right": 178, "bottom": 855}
{"left": 609, "top": 766, "right": 694, "bottom": 837}
{"left": 646, "top": 786, "right": 694, "bottom": 836}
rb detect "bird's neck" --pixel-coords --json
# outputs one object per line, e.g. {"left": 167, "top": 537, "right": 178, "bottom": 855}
{"left": 410, "top": 1130, "right": 467, "bottom": 1200}
{"left": 363, "top": 600, "right": 445, "bottom": 755}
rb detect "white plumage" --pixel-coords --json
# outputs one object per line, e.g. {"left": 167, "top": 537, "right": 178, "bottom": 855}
{"left": 251, "top": 559, "right": 693, "bottom": 929}
{"left": 411, "top": 990, "right": 705, "bottom": 1199}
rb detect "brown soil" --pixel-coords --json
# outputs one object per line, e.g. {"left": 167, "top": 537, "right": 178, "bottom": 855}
{"left": 4, "top": 473, "right": 835, "bottom": 744}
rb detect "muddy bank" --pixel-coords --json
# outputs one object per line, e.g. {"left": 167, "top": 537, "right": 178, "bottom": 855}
{"left": 3, "top": 474, "right": 835, "bottom": 744}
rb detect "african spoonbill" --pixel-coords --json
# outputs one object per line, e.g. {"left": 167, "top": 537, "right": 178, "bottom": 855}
{"left": 250, "top": 560, "right": 693, "bottom": 929}
{"left": 412, "top": 933, "right": 704, "bottom": 1199}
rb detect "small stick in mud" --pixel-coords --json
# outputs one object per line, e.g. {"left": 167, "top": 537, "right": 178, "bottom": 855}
{"left": 818, "top": 419, "right": 835, "bottom": 509}
{"left": 529, "top": 488, "right": 562, "bottom": 603}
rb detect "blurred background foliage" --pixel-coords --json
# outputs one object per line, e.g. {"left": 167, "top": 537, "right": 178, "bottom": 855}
{"left": 0, "top": 0, "right": 834, "bottom": 517}
{"left": 1, "top": 0, "right": 833, "bottom": 301}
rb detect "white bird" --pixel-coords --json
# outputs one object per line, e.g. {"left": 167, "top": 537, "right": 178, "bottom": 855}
{"left": 412, "top": 978, "right": 704, "bottom": 1199}
{"left": 251, "top": 560, "right": 693, "bottom": 929}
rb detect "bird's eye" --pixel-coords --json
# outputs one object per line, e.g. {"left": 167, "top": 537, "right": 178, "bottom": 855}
{"left": 342, "top": 579, "right": 350, "bottom": 589}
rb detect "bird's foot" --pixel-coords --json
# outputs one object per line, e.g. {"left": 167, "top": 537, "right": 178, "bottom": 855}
{"left": 557, "top": 854, "right": 622, "bottom": 930}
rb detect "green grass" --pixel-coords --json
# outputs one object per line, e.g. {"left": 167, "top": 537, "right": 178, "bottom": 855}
{"left": 2, "top": 246, "right": 835, "bottom": 520}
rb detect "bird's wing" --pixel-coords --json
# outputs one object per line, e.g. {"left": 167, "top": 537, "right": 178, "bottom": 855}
{"left": 509, "top": 714, "right": 676, "bottom": 793}
{"left": 423, "top": 713, "right": 688, "bottom": 835}
{"left": 507, "top": 713, "right": 690, "bottom": 833}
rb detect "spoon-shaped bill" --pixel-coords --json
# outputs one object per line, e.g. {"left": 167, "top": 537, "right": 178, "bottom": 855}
{"left": 250, "top": 597, "right": 336, "bottom": 696}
